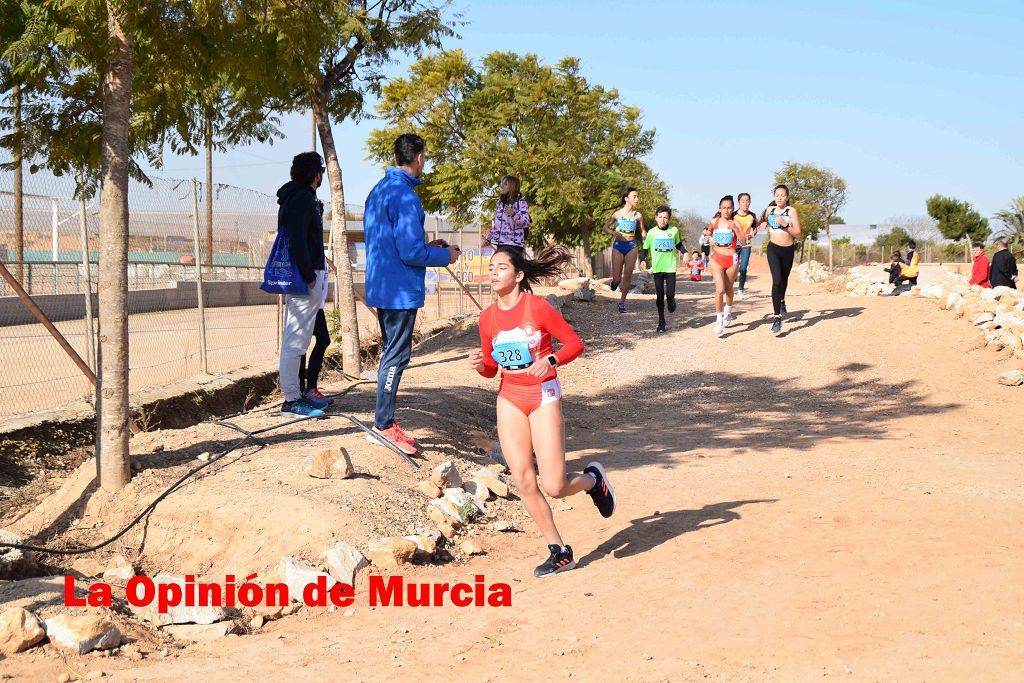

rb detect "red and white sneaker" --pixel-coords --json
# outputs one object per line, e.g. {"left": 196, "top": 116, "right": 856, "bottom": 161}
{"left": 367, "top": 425, "right": 417, "bottom": 456}
{"left": 391, "top": 422, "right": 417, "bottom": 446}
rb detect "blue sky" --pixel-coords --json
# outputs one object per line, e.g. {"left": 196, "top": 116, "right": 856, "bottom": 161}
{"left": 144, "top": 0, "right": 1024, "bottom": 225}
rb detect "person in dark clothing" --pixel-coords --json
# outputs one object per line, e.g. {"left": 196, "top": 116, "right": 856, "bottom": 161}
{"left": 990, "top": 238, "right": 1019, "bottom": 289}
{"left": 884, "top": 251, "right": 903, "bottom": 284}
{"left": 277, "top": 152, "right": 330, "bottom": 417}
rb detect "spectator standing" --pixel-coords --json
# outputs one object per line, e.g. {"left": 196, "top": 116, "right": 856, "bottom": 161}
{"left": 969, "top": 242, "right": 991, "bottom": 288}
{"left": 990, "top": 238, "right": 1018, "bottom": 289}
{"left": 364, "top": 134, "right": 461, "bottom": 455}
{"left": 485, "top": 175, "right": 531, "bottom": 255}
{"left": 277, "top": 152, "right": 330, "bottom": 417}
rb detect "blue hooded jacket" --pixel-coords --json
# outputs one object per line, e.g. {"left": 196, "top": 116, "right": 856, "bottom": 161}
{"left": 364, "top": 167, "right": 451, "bottom": 309}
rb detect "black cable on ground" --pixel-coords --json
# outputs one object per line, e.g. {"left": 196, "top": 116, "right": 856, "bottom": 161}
{"left": 1, "top": 401, "right": 422, "bottom": 556}
{"left": 0, "top": 415, "right": 321, "bottom": 556}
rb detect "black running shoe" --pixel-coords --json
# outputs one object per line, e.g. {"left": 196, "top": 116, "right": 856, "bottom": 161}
{"left": 534, "top": 544, "right": 575, "bottom": 578}
{"left": 771, "top": 317, "right": 782, "bottom": 334}
{"left": 584, "top": 462, "right": 617, "bottom": 518}
{"left": 656, "top": 321, "right": 666, "bottom": 333}
{"left": 610, "top": 280, "right": 620, "bottom": 292}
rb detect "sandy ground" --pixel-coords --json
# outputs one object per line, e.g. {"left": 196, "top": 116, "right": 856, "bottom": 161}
{"left": 3, "top": 255, "right": 1023, "bottom": 681}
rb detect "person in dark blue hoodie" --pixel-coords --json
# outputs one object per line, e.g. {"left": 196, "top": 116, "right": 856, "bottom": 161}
{"left": 277, "top": 152, "right": 330, "bottom": 417}
{"left": 364, "top": 134, "right": 460, "bottom": 455}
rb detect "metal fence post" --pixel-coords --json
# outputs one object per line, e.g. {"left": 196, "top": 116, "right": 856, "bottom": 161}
{"left": 191, "top": 178, "right": 209, "bottom": 374}
{"left": 477, "top": 230, "right": 483, "bottom": 304}
{"left": 434, "top": 219, "right": 440, "bottom": 317}
{"left": 458, "top": 228, "right": 464, "bottom": 314}
{"left": 51, "top": 197, "right": 59, "bottom": 292}
{"left": 78, "top": 179, "right": 97, "bottom": 372}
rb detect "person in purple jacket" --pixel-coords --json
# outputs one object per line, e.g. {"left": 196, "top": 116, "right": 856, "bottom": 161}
{"left": 364, "top": 133, "right": 460, "bottom": 455}
{"left": 485, "top": 175, "right": 531, "bottom": 255}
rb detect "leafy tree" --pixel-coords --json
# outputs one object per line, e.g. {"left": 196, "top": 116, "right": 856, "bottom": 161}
{"left": 155, "top": 3, "right": 283, "bottom": 266}
{"left": 1, "top": 1, "right": 266, "bottom": 490}
{"left": 367, "top": 49, "right": 668, "bottom": 276}
{"left": 774, "top": 161, "right": 847, "bottom": 269}
{"left": 254, "top": 0, "right": 457, "bottom": 374}
{"left": 992, "top": 196, "right": 1024, "bottom": 249}
{"left": 828, "top": 215, "right": 845, "bottom": 224}
{"left": 926, "top": 194, "right": 990, "bottom": 262}
{"left": 873, "top": 226, "right": 913, "bottom": 250}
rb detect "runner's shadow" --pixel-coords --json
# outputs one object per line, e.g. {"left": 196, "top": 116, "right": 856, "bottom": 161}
{"left": 776, "top": 307, "right": 864, "bottom": 338}
{"left": 576, "top": 499, "right": 776, "bottom": 568}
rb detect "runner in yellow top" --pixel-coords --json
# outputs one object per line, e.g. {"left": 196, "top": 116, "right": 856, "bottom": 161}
{"left": 734, "top": 192, "right": 757, "bottom": 299}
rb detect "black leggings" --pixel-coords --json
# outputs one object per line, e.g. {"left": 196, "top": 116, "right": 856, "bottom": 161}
{"left": 654, "top": 273, "right": 677, "bottom": 322}
{"left": 767, "top": 242, "right": 796, "bottom": 316}
{"left": 299, "top": 309, "right": 330, "bottom": 393}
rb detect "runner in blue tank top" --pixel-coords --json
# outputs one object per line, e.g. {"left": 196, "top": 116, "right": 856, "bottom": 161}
{"left": 602, "top": 186, "right": 646, "bottom": 313}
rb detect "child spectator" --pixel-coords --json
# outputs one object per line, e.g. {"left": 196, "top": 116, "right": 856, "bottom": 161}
{"left": 884, "top": 250, "right": 903, "bottom": 284}
{"left": 688, "top": 251, "right": 705, "bottom": 282}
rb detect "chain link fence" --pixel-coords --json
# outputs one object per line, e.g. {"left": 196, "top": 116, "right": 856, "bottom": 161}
{"left": 1, "top": 163, "right": 506, "bottom": 420}
{"left": 804, "top": 240, "right": 974, "bottom": 268}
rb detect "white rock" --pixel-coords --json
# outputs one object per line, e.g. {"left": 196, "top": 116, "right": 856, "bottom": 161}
{"left": 471, "top": 468, "right": 511, "bottom": 498}
{"left": 462, "top": 480, "right": 491, "bottom": 502}
{"left": 572, "top": 287, "right": 596, "bottom": 302}
{"left": 279, "top": 557, "right": 335, "bottom": 603}
{"left": 131, "top": 575, "right": 228, "bottom": 625}
{"left": 43, "top": 614, "right": 121, "bottom": 654}
{"left": 997, "top": 370, "right": 1024, "bottom": 387}
{"left": 324, "top": 541, "right": 367, "bottom": 586}
{"left": 430, "top": 461, "right": 463, "bottom": 489}
{"left": 973, "top": 312, "right": 995, "bottom": 326}
{"left": 429, "top": 496, "right": 470, "bottom": 524}
{"left": 0, "top": 607, "right": 45, "bottom": 654}
{"left": 0, "top": 529, "right": 36, "bottom": 580}
{"left": 403, "top": 531, "right": 440, "bottom": 559}
{"left": 365, "top": 538, "right": 417, "bottom": 569}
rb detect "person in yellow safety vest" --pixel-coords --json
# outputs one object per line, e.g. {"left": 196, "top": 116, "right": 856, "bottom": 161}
{"left": 893, "top": 239, "right": 919, "bottom": 286}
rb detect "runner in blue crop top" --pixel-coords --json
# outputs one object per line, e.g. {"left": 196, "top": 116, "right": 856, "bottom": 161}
{"left": 602, "top": 186, "right": 646, "bottom": 313}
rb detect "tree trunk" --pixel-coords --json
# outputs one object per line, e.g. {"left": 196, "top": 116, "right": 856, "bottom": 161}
{"left": 964, "top": 238, "right": 970, "bottom": 263}
{"left": 96, "top": 1, "right": 134, "bottom": 491}
{"left": 13, "top": 82, "right": 24, "bottom": 285}
{"left": 579, "top": 221, "right": 595, "bottom": 278}
{"left": 204, "top": 113, "right": 213, "bottom": 268}
{"left": 826, "top": 223, "right": 834, "bottom": 270}
{"left": 312, "top": 85, "right": 361, "bottom": 375}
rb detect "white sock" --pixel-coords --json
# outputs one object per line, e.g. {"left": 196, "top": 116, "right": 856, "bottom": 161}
{"left": 716, "top": 312, "right": 723, "bottom": 323}
{"left": 724, "top": 305, "right": 731, "bottom": 316}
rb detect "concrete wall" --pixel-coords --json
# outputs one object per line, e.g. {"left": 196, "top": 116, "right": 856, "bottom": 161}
{"left": 0, "top": 281, "right": 340, "bottom": 327}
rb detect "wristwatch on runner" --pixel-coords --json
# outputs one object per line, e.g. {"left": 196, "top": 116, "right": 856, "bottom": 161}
{"left": 547, "top": 354, "right": 558, "bottom": 368}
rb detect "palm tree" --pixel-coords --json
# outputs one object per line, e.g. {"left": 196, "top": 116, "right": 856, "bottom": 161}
{"left": 992, "top": 197, "right": 1024, "bottom": 246}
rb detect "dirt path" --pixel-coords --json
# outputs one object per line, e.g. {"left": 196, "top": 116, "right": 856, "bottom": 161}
{"left": 6, "top": 257, "right": 1024, "bottom": 681}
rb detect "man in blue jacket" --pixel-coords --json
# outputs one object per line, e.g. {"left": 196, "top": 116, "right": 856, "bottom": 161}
{"left": 364, "top": 134, "right": 459, "bottom": 455}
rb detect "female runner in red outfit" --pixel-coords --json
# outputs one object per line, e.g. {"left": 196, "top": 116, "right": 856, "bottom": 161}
{"left": 468, "top": 246, "right": 617, "bottom": 577}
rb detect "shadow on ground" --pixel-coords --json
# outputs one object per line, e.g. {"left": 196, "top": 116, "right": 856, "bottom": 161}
{"left": 576, "top": 499, "right": 777, "bottom": 568}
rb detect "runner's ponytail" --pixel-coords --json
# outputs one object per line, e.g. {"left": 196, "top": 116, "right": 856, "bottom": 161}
{"left": 496, "top": 245, "right": 573, "bottom": 293}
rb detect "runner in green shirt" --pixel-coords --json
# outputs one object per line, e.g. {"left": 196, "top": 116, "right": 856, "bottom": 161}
{"left": 642, "top": 206, "right": 686, "bottom": 332}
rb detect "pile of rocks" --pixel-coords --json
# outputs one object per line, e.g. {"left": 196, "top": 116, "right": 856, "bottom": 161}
{"left": 829, "top": 265, "right": 896, "bottom": 297}
{"left": 915, "top": 281, "right": 1024, "bottom": 357}
{"left": 0, "top": 608, "right": 121, "bottom": 655}
{"left": 796, "top": 259, "right": 830, "bottom": 283}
